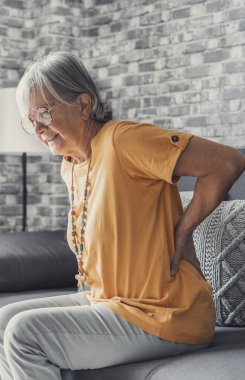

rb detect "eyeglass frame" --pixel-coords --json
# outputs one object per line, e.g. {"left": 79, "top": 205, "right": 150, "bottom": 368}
{"left": 20, "top": 102, "right": 63, "bottom": 135}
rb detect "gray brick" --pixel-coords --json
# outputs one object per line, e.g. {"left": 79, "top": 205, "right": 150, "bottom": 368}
{"left": 225, "top": 61, "right": 245, "bottom": 73}
{"left": 0, "top": 27, "right": 7, "bottom": 36}
{"left": 1, "top": 205, "right": 22, "bottom": 215}
{"left": 223, "top": 88, "right": 245, "bottom": 100}
{"left": 183, "top": 92, "right": 202, "bottom": 103}
{"left": 135, "top": 38, "right": 152, "bottom": 49}
{"left": 0, "top": 184, "right": 20, "bottom": 194}
{"left": 185, "top": 116, "right": 208, "bottom": 126}
{"left": 139, "top": 73, "right": 155, "bottom": 85}
{"left": 37, "top": 206, "right": 53, "bottom": 216}
{"left": 156, "top": 24, "right": 171, "bottom": 37}
{"left": 27, "top": 195, "right": 42, "bottom": 204}
{"left": 55, "top": 6, "right": 72, "bottom": 15}
{"left": 140, "top": 13, "right": 162, "bottom": 26}
{"left": 121, "top": 98, "right": 141, "bottom": 109}
{"left": 153, "top": 119, "right": 173, "bottom": 129}
{"left": 172, "top": 7, "right": 190, "bottom": 19}
{"left": 186, "top": 65, "right": 210, "bottom": 78}
{"left": 207, "top": 0, "right": 228, "bottom": 12}
{"left": 184, "top": 41, "right": 206, "bottom": 54}
{"left": 166, "top": 56, "right": 189, "bottom": 68}
{"left": 27, "top": 156, "right": 43, "bottom": 163}
{"left": 169, "top": 81, "right": 189, "bottom": 92}
{"left": 95, "top": 78, "right": 112, "bottom": 89}
{"left": 239, "top": 20, "right": 245, "bottom": 31}
{"left": 153, "top": 96, "right": 172, "bottom": 106}
{"left": 220, "top": 112, "right": 244, "bottom": 124}
{"left": 169, "top": 105, "right": 190, "bottom": 116}
{"left": 93, "top": 58, "right": 109, "bottom": 68}
{"left": 94, "top": 15, "right": 112, "bottom": 25}
{"left": 95, "top": 0, "right": 114, "bottom": 4}
{"left": 139, "top": 61, "right": 156, "bottom": 72}
{"left": 229, "top": 8, "right": 245, "bottom": 20}
{"left": 49, "top": 196, "right": 67, "bottom": 206}
{"left": 2, "top": 58, "right": 19, "bottom": 69}
{"left": 4, "top": 0, "right": 24, "bottom": 9}
{"left": 205, "top": 25, "right": 226, "bottom": 38}
{"left": 47, "top": 173, "right": 64, "bottom": 183}
{"left": 52, "top": 207, "right": 69, "bottom": 217}
{"left": 139, "top": 108, "right": 157, "bottom": 116}
{"left": 220, "top": 34, "right": 244, "bottom": 47}
{"left": 142, "top": 98, "right": 153, "bottom": 107}
{"left": 0, "top": 6, "right": 9, "bottom": 16}
{"left": 0, "top": 195, "right": 5, "bottom": 204}
{"left": 86, "top": 27, "right": 99, "bottom": 37}
{"left": 127, "top": 29, "right": 142, "bottom": 39}
{"left": 186, "top": 0, "right": 206, "bottom": 3}
{"left": 110, "top": 22, "right": 121, "bottom": 32}
{"left": 203, "top": 49, "right": 229, "bottom": 63}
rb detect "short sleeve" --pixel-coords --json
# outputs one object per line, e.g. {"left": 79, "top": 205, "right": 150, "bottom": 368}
{"left": 113, "top": 121, "right": 194, "bottom": 185}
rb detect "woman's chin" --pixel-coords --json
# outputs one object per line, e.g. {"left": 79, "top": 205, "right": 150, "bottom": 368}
{"left": 48, "top": 135, "right": 64, "bottom": 155}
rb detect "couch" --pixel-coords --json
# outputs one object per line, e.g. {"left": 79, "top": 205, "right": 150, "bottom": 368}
{"left": 0, "top": 148, "right": 245, "bottom": 380}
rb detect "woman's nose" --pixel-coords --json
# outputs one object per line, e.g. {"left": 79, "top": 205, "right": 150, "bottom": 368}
{"left": 33, "top": 119, "right": 48, "bottom": 133}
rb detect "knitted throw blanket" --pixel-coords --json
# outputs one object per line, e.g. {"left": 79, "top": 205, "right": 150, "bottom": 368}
{"left": 180, "top": 192, "right": 245, "bottom": 327}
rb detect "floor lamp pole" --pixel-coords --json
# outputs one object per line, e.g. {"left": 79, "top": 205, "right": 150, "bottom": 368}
{"left": 22, "top": 152, "right": 27, "bottom": 232}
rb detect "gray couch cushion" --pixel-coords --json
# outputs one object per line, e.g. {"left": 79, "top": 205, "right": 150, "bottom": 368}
{"left": 0, "top": 230, "right": 78, "bottom": 292}
{"left": 180, "top": 193, "right": 245, "bottom": 327}
{"left": 0, "top": 287, "right": 77, "bottom": 308}
{"left": 60, "top": 326, "right": 245, "bottom": 380}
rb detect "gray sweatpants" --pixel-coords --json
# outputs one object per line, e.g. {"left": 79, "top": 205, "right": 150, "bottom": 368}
{"left": 0, "top": 291, "right": 210, "bottom": 379}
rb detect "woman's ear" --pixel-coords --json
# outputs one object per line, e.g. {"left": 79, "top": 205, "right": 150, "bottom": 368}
{"left": 78, "top": 93, "right": 92, "bottom": 120}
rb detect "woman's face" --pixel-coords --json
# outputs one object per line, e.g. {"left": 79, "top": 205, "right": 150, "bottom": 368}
{"left": 28, "top": 88, "right": 93, "bottom": 160}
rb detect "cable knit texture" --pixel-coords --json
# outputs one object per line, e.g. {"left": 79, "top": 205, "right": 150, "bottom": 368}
{"left": 180, "top": 192, "right": 245, "bottom": 327}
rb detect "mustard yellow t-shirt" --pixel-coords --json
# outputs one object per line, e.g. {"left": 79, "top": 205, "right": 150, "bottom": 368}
{"left": 60, "top": 119, "right": 216, "bottom": 345}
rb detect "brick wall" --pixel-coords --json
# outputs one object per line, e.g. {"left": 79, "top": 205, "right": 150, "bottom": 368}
{"left": 0, "top": 0, "right": 245, "bottom": 231}
{"left": 0, "top": 154, "right": 70, "bottom": 232}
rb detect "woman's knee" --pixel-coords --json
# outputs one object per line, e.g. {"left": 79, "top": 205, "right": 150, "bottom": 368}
{"left": 0, "top": 303, "right": 25, "bottom": 334}
{"left": 3, "top": 311, "right": 30, "bottom": 349}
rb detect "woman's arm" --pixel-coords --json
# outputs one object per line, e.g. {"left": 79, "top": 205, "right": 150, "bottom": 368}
{"left": 170, "top": 136, "right": 245, "bottom": 276}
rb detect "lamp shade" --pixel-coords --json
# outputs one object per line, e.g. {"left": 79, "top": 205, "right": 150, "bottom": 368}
{"left": 0, "top": 87, "right": 47, "bottom": 153}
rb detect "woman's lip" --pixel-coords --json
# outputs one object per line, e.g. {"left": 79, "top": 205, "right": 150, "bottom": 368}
{"left": 48, "top": 134, "right": 59, "bottom": 142}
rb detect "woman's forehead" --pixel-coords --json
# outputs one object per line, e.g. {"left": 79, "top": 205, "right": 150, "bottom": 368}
{"left": 29, "top": 88, "right": 56, "bottom": 109}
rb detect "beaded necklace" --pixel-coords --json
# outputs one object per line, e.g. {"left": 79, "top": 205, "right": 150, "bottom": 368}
{"left": 70, "top": 154, "right": 92, "bottom": 291}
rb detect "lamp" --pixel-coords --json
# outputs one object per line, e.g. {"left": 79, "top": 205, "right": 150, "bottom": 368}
{"left": 0, "top": 87, "right": 47, "bottom": 231}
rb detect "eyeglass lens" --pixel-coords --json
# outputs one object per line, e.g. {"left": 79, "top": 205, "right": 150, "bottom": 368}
{"left": 22, "top": 108, "right": 52, "bottom": 134}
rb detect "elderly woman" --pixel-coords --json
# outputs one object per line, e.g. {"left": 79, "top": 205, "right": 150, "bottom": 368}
{"left": 0, "top": 51, "right": 244, "bottom": 380}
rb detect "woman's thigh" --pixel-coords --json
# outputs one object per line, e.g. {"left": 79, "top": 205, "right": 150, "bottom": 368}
{"left": 4, "top": 301, "right": 210, "bottom": 371}
{"left": 0, "top": 290, "right": 89, "bottom": 334}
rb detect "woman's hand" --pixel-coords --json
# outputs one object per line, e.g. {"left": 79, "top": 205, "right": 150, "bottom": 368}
{"left": 170, "top": 224, "right": 206, "bottom": 280}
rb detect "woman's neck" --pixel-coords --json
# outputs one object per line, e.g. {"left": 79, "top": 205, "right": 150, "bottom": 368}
{"left": 68, "top": 122, "right": 103, "bottom": 164}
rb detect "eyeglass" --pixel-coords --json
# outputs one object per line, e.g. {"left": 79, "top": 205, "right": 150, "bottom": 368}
{"left": 21, "top": 103, "right": 63, "bottom": 135}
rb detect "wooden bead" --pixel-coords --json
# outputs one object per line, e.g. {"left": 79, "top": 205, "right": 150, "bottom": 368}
{"left": 78, "top": 259, "right": 84, "bottom": 266}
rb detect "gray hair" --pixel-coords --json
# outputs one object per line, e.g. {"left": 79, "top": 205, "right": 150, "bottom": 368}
{"left": 16, "top": 50, "right": 113, "bottom": 123}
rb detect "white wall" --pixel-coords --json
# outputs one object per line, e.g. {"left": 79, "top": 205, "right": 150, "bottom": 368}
{"left": 0, "top": 88, "right": 47, "bottom": 153}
